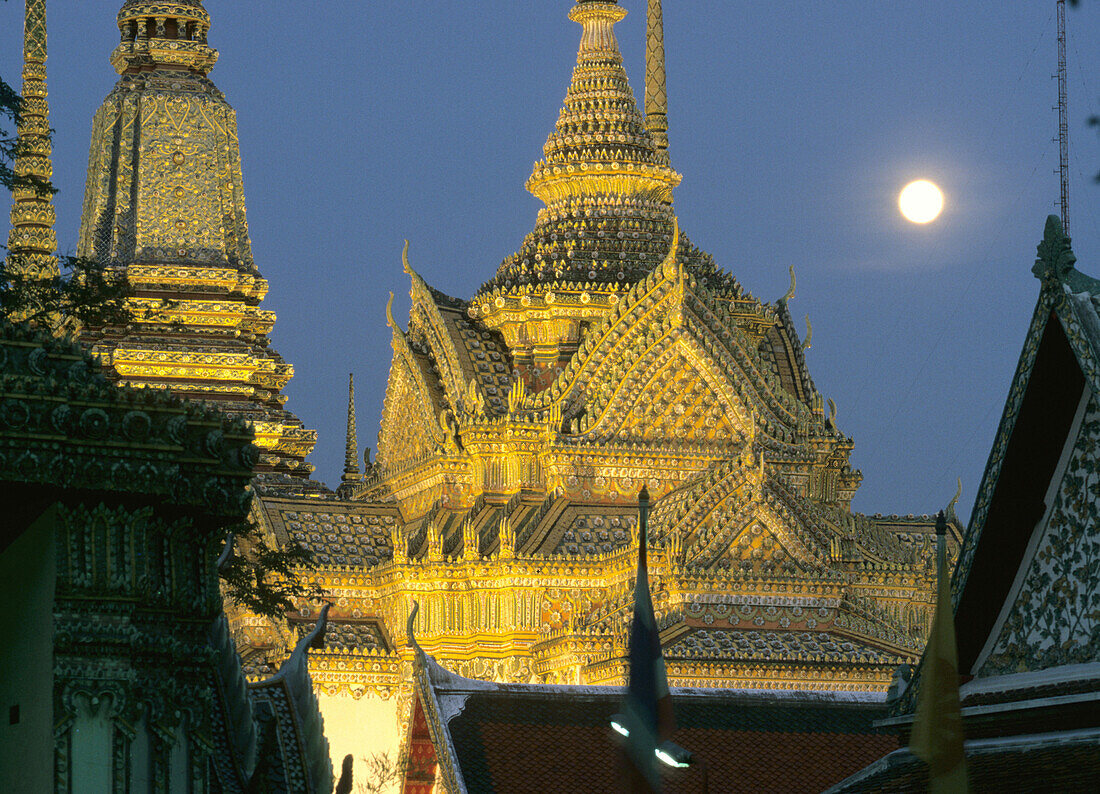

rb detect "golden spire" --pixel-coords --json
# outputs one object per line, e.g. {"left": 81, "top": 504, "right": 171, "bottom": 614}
{"left": 342, "top": 373, "right": 361, "bottom": 485}
{"left": 76, "top": 0, "right": 317, "bottom": 481}
{"left": 525, "top": 0, "right": 680, "bottom": 208}
{"left": 6, "top": 0, "right": 59, "bottom": 285}
{"left": 645, "top": 0, "right": 669, "bottom": 153}
{"left": 485, "top": 0, "right": 682, "bottom": 292}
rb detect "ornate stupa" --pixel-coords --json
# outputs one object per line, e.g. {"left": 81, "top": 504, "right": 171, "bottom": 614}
{"left": 75, "top": 0, "right": 316, "bottom": 480}
{"left": 5, "top": 0, "right": 59, "bottom": 290}
{"left": 238, "top": 0, "right": 960, "bottom": 773}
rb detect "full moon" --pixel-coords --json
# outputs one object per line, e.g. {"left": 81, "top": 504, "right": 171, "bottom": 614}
{"left": 898, "top": 179, "right": 944, "bottom": 224}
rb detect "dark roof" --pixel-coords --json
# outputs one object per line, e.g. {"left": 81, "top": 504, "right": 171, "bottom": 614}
{"left": 290, "top": 617, "right": 390, "bottom": 653}
{"left": 826, "top": 730, "right": 1100, "bottom": 793}
{"left": 259, "top": 499, "right": 398, "bottom": 568}
{"left": 421, "top": 665, "right": 897, "bottom": 794}
{"left": 666, "top": 629, "right": 901, "bottom": 666}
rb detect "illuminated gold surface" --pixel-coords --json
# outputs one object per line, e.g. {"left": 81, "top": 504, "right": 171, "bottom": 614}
{"left": 76, "top": 1, "right": 315, "bottom": 478}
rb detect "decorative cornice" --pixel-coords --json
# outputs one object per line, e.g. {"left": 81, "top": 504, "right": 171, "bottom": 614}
{"left": 0, "top": 320, "right": 256, "bottom": 517}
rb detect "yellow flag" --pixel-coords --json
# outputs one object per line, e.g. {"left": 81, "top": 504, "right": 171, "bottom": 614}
{"left": 910, "top": 520, "right": 968, "bottom": 793}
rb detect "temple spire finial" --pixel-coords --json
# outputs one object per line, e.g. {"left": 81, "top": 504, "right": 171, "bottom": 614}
{"left": 6, "top": 0, "right": 60, "bottom": 301}
{"left": 111, "top": 1, "right": 217, "bottom": 75}
{"left": 645, "top": 0, "right": 670, "bottom": 153}
{"left": 342, "top": 373, "right": 361, "bottom": 487}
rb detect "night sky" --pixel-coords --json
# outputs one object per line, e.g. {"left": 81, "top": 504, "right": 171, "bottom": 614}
{"left": 5, "top": 2, "right": 1100, "bottom": 522}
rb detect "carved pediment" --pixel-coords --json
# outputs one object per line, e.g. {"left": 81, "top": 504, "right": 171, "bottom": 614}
{"left": 581, "top": 335, "right": 746, "bottom": 446}
{"left": 376, "top": 329, "right": 446, "bottom": 471}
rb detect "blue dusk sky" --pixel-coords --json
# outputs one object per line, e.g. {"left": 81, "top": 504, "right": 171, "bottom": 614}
{"left": 5, "top": 2, "right": 1100, "bottom": 522}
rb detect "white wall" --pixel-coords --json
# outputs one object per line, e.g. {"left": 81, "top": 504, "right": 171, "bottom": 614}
{"left": 318, "top": 691, "right": 402, "bottom": 793}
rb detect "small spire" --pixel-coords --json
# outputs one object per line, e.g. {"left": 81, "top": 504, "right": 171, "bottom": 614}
{"left": 6, "top": 0, "right": 59, "bottom": 292}
{"left": 342, "top": 373, "right": 361, "bottom": 485}
{"left": 645, "top": 0, "right": 670, "bottom": 153}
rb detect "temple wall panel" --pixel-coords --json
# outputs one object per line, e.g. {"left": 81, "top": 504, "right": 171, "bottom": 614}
{"left": 0, "top": 506, "right": 55, "bottom": 793}
{"left": 979, "top": 387, "right": 1100, "bottom": 676}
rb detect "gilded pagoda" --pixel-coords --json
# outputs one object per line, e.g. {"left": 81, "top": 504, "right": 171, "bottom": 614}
{"left": 246, "top": 0, "right": 959, "bottom": 774}
{"left": 46, "top": 0, "right": 962, "bottom": 780}
{"left": 75, "top": 0, "right": 316, "bottom": 482}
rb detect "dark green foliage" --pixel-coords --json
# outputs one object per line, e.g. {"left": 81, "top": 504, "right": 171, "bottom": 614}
{"left": 0, "top": 75, "right": 26, "bottom": 194}
{"left": 0, "top": 253, "right": 134, "bottom": 330}
{"left": 219, "top": 524, "right": 324, "bottom": 623}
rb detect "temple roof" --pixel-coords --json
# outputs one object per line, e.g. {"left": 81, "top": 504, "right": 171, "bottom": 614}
{"left": 826, "top": 729, "right": 1100, "bottom": 794}
{"left": 949, "top": 216, "right": 1100, "bottom": 673}
{"left": 834, "top": 218, "right": 1100, "bottom": 789}
{"left": 407, "top": 652, "right": 898, "bottom": 794}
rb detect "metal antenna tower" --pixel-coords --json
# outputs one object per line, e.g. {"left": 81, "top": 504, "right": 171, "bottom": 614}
{"left": 1057, "top": 0, "right": 1070, "bottom": 235}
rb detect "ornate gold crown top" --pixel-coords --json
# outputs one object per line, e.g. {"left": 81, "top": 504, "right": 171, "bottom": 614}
{"left": 111, "top": 1, "right": 217, "bottom": 75}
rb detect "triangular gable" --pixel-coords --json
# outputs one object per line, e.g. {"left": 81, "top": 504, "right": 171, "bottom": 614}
{"left": 402, "top": 604, "right": 467, "bottom": 793}
{"left": 651, "top": 463, "right": 829, "bottom": 574}
{"left": 403, "top": 244, "right": 513, "bottom": 417}
{"left": 581, "top": 333, "right": 747, "bottom": 446}
{"left": 517, "top": 229, "right": 810, "bottom": 446}
{"left": 953, "top": 216, "right": 1099, "bottom": 673}
{"left": 974, "top": 385, "right": 1098, "bottom": 676}
{"left": 400, "top": 695, "right": 440, "bottom": 794}
{"left": 376, "top": 309, "right": 447, "bottom": 471}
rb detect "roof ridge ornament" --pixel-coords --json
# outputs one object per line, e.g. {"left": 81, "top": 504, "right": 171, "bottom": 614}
{"left": 385, "top": 292, "right": 399, "bottom": 332}
{"left": 402, "top": 239, "right": 414, "bottom": 277}
{"left": 946, "top": 477, "right": 962, "bottom": 525}
{"left": 1032, "top": 214, "right": 1100, "bottom": 293}
{"left": 780, "top": 266, "right": 797, "bottom": 305}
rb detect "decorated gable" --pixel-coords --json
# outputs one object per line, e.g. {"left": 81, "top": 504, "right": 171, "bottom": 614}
{"left": 978, "top": 387, "right": 1100, "bottom": 676}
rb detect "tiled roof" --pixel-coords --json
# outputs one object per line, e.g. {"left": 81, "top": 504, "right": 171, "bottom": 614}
{"left": 666, "top": 629, "right": 899, "bottom": 665}
{"left": 553, "top": 510, "right": 636, "bottom": 556}
{"left": 439, "top": 684, "right": 896, "bottom": 794}
{"left": 260, "top": 500, "right": 398, "bottom": 568}
{"left": 291, "top": 619, "right": 389, "bottom": 653}
{"left": 826, "top": 730, "right": 1100, "bottom": 793}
